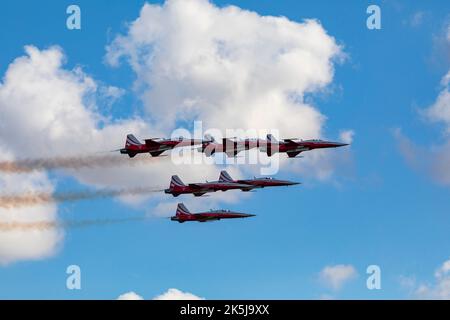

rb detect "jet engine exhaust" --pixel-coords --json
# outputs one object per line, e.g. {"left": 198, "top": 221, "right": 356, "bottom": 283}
{"left": 0, "top": 154, "right": 167, "bottom": 173}
{"left": 0, "top": 187, "right": 163, "bottom": 209}
{"left": 0, "top": 216, "right": 147, "bottom": 231}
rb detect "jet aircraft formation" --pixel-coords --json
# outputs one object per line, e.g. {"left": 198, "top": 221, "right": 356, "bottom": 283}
{"left": 118, "top": 133, "right": 348, "bottom": 223}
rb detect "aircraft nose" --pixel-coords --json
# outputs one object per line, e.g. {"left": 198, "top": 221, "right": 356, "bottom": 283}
{"left": 233, "top": 212, "right": 255, "bottom": 218}
{"left": 336, "top": 142, "right": 349, "bottom": 147}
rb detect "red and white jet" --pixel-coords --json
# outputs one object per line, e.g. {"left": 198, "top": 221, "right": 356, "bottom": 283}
{"left": 198, "top": 135, "right": 260, "bottom": 157}
{"left": 218, "top": 170, "right": 300, "bottom": 188}
{"left": 171, "top": 203, "right": 255, "bottom": 223}
{"left": 260, "top": 134, "right": 349, "bottom": 158}
{"left": 120, "top": 134, "right": 206, "bottom": 158}
{"left": 164, "top": 175, "right": 254, "bottom": 197}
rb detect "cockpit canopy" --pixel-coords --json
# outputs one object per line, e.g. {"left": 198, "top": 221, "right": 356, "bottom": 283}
{"left": 209, "top": 209, "right": 230, "bottom": 213}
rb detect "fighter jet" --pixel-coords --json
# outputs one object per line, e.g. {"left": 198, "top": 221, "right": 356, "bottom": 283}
{"left": 260, "top": 134, "right": 349, "bottom": 158}
{"left": 171, "top": 203, "right": 255, "bottom": 223}
{"left": 218, "top": 170, "right": 300, "bottom": 189}
{"left": 119, "top": 134, "right": 206, "bottom": 158}
{"left": 164, "top": 175, "right": 254, "bottom": 197}
{"left": 198, "top": 135, "right": 259, "bottom": 157}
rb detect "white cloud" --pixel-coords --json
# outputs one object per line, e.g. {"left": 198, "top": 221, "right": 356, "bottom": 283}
{"left": 423, "top": 71, "right": 450, "bottom": 132}
{"left": 106, "top": 0, "right": 348, "bottom": 179}
{"left": 0, "top": 0, "right": 348, "bottom": 263}
{"left": 397, "top": 18, "right": 450, "bottom": 185}
{"left": 395, "top": 129, "right": 450, "bottom": 186}
{"left": 99, "top": 85, "right": 126, "bottom": 107}
{"left": 393, "top": 128, "right": 423, "bottom": 169}
{"left": 117, "top": 288, "right": 204, "bottom": 300}
{"left": 0, "top": 46, "right": 144, "bottom": 264}
{"left": 418, "top": 30, "right": 450, "bottom": 184}
{"left": 401, "top": 258, "right": 450, "bottom": 300}
{"left": 0, "top": 167, "right": 63, "bottom": 265}
{"left": 396, "top": 68, "right": 450, "bottom": 186}
{"left": 117, "top": 291, "right": 144, "bottom": 300}
{"left": 319, "top": 264, "right": 357, "bottom": 291}
{"left": 0, "top": 46, "right": 201, "bottom": 264}
{"left": 153, "top": 288, "right": 204, "bottom": 300}
{"left": 339, "top": 129, "right": 355, "bottom": 144}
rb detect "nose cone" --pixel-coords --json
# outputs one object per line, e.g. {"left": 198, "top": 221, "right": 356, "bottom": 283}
{"left": 164, "top": 189, "right": 171, "bottom": 194}
{"left": 334, "top": 142, "right": 349, "bottom": 147}
{"left": 229, "top": 212, "right": 255, "bottom": 218}
{"left": 275, "top": 180, "right": 300, "bottom": 186}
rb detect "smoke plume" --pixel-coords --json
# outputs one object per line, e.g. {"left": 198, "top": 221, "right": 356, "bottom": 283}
{"left": 0, "top": 187, "right": 164, "bottom": 209}
{"left": 0, "top": 216, "right": 148, "bottom": 231}
{"left": 0, "top": 154, "right": 168, "bottom": 173}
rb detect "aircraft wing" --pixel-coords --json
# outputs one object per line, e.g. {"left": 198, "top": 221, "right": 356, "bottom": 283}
{"left": 149, "top": 150, "right": 166, "bottom": 157}
{"left": 242, "top": 186, "right": 257, "bottom": 191}
{"left": 287, "top": 151, "right": 302, "bottom": 158}
{"left": 195, "top": 214, "right": 218, "bottom": 221}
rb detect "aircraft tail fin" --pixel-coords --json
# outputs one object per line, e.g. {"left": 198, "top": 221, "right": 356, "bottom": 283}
{"left": 176, "top": 203, "right": 190, "bottom": 216}
{"left": 126, "top": 134, "right": 142, "bottom": 147}
{"left": 219, "top": 170, "right": 234, "bottom": 182}
{"left": 170, "top": 175, "right": 186, "bottom": 188}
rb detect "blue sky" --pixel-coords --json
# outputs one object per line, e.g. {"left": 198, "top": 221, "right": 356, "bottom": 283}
{"left": 0, "top": 0, "right": 449, "bottom": 299}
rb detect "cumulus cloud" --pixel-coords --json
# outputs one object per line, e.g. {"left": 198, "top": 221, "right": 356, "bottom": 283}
{"left": 401, "top": 258, "right": 450, "bottom": 299}
{"left": 117, "top": 291, "right": 144, "bottom": 300}
{"left": 117, "top": 288, "right": 204, "bottom": 300}
{"left": 0, "top": 168, "right": 62, "bottom": 265}
{"left": 415, "top": 258, "right": 450, "bottom": 299}
{"left": 319, "top": 264, "right": 357, "bottom": 291}
{"left": 395, "top": 128, "right": 450, "bottom": 185}
{"left": 396, "top": 68, "right": 450, "bottom": 186}
{"left": 153, "top": 288, "right": 204, "bottom": 300}
{"left": 0, "top": 0, "right": 348, "bottom": 264}
{"left": 339, "top": 129, "right": 355, "bottom": 144}
{"left": 106, "top": 0, "right": 349, "bottom": 178}
{"left": 423, "top": 71, "right": 450, "bottom": 132}
{"left": 0, "top": 46, "right": 213, "bottom": 264}
{"left": 396, "top": 20, "right": 450, "bottom": 185}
